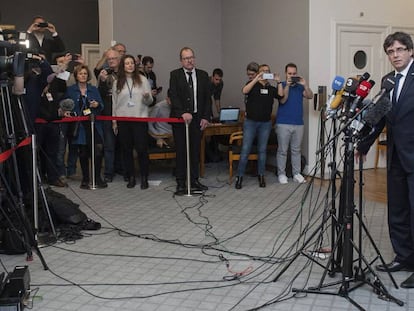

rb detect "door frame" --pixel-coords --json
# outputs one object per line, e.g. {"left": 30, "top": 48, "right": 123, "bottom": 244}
{"left": 335, "top": 23, "right": 389, "bottom": 80}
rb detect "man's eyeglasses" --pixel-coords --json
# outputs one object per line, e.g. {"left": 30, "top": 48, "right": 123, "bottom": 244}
{"left": 386, "top": 47, "right": 409, "bottom": 56}
{"left": 181, "top": 56, "right": 195, "bottom": 61}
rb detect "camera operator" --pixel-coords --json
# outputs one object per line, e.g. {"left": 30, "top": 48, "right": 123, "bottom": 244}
{"left": 27, "top": 16, "right": 65, "bottom": 63}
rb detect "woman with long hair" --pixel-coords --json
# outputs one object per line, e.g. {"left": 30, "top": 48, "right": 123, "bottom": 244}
{"left": 112, "top": 55, "right": 153, "bottom": 189}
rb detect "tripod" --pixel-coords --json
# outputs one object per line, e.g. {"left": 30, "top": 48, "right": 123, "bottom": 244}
{"left": 0, "top": 77, "right": 50, "bottom": 270}
{"left": 273, "top": 116, "right": 403, "bottom": 310}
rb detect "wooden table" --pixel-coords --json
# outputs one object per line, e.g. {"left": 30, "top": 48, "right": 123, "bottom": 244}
{"left": 200, "top": 122, "right": 242, "bottom": 177}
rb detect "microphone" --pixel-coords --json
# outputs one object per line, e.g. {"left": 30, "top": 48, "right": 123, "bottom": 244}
{"left": 350, "top": 97, "right": 392, "bottom": 137}
{"left": 363, "top": 97, "right": 392, "bottom": 127}
{"left": 59, "top": 98, "right": 75, "bottom": 112}
{"left": 358, "top": 72, "right": 370, "bottom": 83}
{"left": 340, "top": 77, "right": 359, "bottom": 120}
{"left": 325, "top": 89, "right": 344, "bottom": 119}
{"left": 348, "top": 79, "right": 375, "bottom": 116}
{"left": 342, "top": 77, "right": 359, "bottom": 99}
{"left": 331, "top": 76, "right": 345, "bottom": 93}
{"left": 371, "top": 75, "right": 396, "bottom": 104}
{"left": 324, "top": 76, "right": 345, "bottom": 118}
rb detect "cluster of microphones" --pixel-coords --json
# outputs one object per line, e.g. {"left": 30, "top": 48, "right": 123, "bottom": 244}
{"left": 325, "top": 72, "right": 396, "bottom": 137}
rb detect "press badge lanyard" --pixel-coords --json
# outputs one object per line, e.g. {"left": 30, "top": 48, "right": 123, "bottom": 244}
{"left": 126, "top": 79, "right": 135, "bottom": 107}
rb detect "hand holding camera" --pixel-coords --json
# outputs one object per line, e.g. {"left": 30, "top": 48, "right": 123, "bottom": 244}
{"left": 290, "top": 76, "right": 301, "bottom": 85}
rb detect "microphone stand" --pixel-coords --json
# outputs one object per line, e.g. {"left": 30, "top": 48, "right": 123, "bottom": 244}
{"left": 273, "top": 102, "right": 403, "bottom": 310}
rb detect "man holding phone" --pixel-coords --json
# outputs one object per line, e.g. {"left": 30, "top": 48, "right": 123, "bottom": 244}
{"left": 276, "top": 63, "right": 313, "bottom": 184}
{"left": 142, "top": 56, "right": 161, "bottom": 106}
{"left": 27, "top": 15, "right": 65, "bottom": 63}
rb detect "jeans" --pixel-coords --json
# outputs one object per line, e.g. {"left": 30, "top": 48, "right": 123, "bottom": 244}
{"left": 275, "top": 124, "right": 304, "bottom": 176}
{"left": 237, "top": 119, "right": 272, "bottom": 176}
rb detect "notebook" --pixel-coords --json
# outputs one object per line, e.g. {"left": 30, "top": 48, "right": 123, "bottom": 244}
{"left": 219, "top": 108, "right": 240, "bottom": 123}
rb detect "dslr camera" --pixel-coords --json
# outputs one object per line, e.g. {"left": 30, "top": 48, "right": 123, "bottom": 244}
{"left": 105, "top": 68, "right": 114, "bottom": 75}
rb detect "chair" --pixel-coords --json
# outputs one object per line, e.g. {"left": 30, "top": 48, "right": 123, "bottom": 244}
{"left": 228, "top": 131, "right": 258, "bottom": 183}
{"left": 375, "top": 126, "right": 387, "bottom": 169}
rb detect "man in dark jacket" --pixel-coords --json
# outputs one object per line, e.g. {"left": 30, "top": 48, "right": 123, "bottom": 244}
{"left": 358, "top": 32, "right": 414, "bottom": 288}
{"left": 169, "top": 47, "right": 211, "bottom": 195}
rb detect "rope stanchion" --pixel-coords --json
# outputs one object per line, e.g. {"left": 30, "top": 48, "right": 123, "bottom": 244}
{"left": 90, "top": 113, "right": 97, "bottom": 190}
{"left": 184, "top": 121, "right": 192, "bottom": 197}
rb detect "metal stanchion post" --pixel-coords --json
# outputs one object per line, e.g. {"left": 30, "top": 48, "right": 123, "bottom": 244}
{"left": 32, "top": 134, "right": 57, "bottom": 242}
{"left": 90, "top": 113, "right": 96, "bottom": 190}
{"left": 185, "top": 121, "right": 192, "bottom": 196}
{"left": 32, "top": 134, "right": 38, "bottom": 239}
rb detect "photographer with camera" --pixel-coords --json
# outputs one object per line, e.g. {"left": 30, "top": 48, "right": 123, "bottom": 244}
{"left": 276, "top": 63, "right": 313, "bottom": 184}
{"left": 234, "top": 64, "right": 283, "bottom": 189}
{"left": 26, "top": 16, "right": 65, "bottom": 63}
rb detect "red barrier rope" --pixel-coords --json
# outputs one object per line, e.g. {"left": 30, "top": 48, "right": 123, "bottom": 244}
{"left": 35, "top": 116, "right": 185, "bottom": 124}
{"left": 2, "top": 116, "right": 183, "bottom": 163}
{"left": 0, "top": 137, "right": 32, "bottom": 163}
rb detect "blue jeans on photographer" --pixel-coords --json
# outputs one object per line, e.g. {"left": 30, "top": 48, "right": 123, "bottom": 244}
{"left": 237, "top": 118, "right": 272, "bottom": 177}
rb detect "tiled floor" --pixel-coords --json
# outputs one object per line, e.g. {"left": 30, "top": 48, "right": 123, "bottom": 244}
{"left": 1, "top": 162, "right": 412, "bottom": 311}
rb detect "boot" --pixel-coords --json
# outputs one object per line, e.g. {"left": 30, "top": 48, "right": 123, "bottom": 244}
{"left": 140, "top": 175, "right": 149, "bottom": 190}
{"left": 258, "top": 175, "right": 266, "bottom": 188}
{"left": 127, "top": 176, "right": 136, "bottom": 188}
{"left": 235, "top": 176, "right": 243, "bottom": 189}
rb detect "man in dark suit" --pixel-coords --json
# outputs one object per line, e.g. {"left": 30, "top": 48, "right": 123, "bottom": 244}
{"left": 27, "top": 16, "right": 65, "bottom": 63}
{"left": 358, "top": 32, "right": 414, "bottom": 288}
{"left": 169, "top": 47, "right": 211, "bottom": 195}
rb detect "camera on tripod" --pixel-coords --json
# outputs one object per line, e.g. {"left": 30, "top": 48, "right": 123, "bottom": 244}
{"left": 0, "top": 29, "right": 42, "bottom": 79}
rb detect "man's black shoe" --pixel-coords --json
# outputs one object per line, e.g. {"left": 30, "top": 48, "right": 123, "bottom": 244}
{"left": 376, "top": 261, "right": 408, "bottom": 272}
{"left": 401, "top": 273, "right": 414, "bottom": 288}
{"left": 104, "top": 175, "right": 113, "bottom": 183}
{"left": 96, "top": 179, "right": 108, "bottom": 188}
{"left": 191, "top": 180, "right": 208, "bottom": 191}
{"left": 175, "top": 184, "right": 186, "bottom": 196}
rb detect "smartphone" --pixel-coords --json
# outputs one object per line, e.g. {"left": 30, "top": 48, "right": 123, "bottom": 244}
{"left": 156, "top": 86, "right": 163, "bottom": 93}
{"left": 71, "top": 54, "right": 78, "bottom": 61}
{"left": 263, "top": 73, "right": 274, "bottom": 80}
{"left": 291, "top": 76, "right": 301, "bottom": 83}
{"left": 38, "top": 22, "right": 49, "bottom": 28}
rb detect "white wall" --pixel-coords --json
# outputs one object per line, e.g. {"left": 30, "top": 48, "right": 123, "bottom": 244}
{"left": 109, "top": 0, "right": 221, "bottom": 100}
{"left": 308, "top": 0, "right": 414, "bottom": 172}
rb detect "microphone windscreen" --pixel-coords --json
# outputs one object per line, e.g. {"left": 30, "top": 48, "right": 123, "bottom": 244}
{"left": 363, "top": 97, "right": 392, "bottom": 126}
{"left": 332, "top": 76, "right": 345, "bottom": 91}
{"left": 382, "top": 76, "right": 396, "bottom": 92}
{"left": 358, "top": 72, "right": 370, "bottom": 82}
{"left": 344, "top": 77, "right": 359, "bottom": 94}
{"left": 59, "top": 98, "right": 75, "bottom": 111}
{"left": 355, "top": 80, "right": 372, "bottom": 98}
{"left": 330, "top": 90, "right": 344, "bottom": 109}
